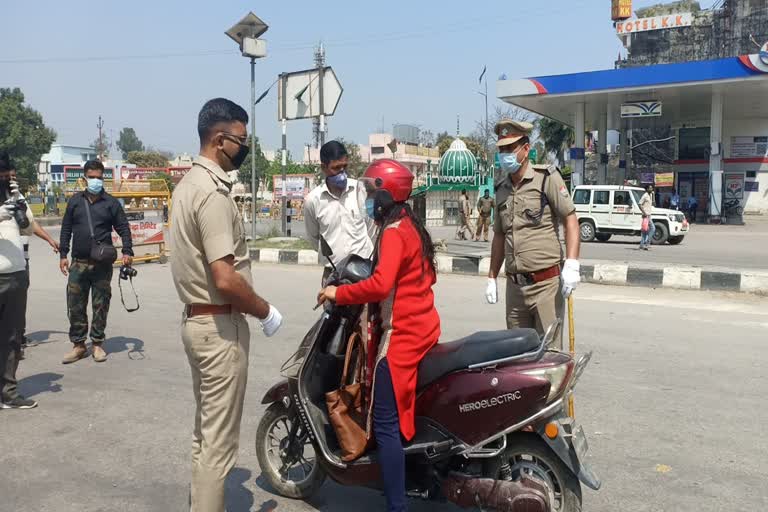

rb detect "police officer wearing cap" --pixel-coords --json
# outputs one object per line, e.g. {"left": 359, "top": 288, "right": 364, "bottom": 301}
{"left": 485, "top": 119, "right": 581, "bottom": 349}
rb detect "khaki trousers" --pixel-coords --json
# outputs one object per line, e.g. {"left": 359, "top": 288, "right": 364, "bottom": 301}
{"left": 475, "top": 215, "right": 491, "bottom": 240}
{"left": 182, "top": 311, "right": 250, "bottom": 512}
{"left": 505, "top": 276, "right": 563, "bottom": 350}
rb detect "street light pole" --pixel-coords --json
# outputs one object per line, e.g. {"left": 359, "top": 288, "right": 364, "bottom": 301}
{"left": 250, "top": 56, "right": 257, "bottom": 239}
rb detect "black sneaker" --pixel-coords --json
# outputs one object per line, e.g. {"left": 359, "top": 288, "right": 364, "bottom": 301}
{"left": 0, "top": 396, "right": 38, "bottom": 409}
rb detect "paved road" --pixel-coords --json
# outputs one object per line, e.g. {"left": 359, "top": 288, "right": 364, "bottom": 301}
{"left": 240, "top": 217, "right": 768, "bottom": 270}
{"left": 3, "top": 236, "right": 767, "bottom": 511}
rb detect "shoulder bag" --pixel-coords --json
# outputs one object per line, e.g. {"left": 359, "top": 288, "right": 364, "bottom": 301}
{"left": 325, "top": 331, "right": 370, "bottom": 462}
{"left": 83, "top": 196, "right": 118, "bottom": 263}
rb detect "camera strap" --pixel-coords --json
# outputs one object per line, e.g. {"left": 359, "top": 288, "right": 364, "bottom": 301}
{"left": 119, "top": 275, "right": 140, "bottom": 312}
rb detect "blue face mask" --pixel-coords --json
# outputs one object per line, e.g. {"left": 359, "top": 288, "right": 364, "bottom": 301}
{"left": 365, "top": 198, "right": 375, "bottom": 218}
{"left": 326, "top": 170, "right": 348, "bottom": 190}
{"left": 87, "top": 178, "right": 104, "bottom": 194}
{"left": 499, "top": 152, "right": 523, "bottom": 175}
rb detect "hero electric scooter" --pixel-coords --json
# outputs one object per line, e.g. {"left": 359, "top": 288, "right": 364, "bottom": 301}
{"left": 256, "top": 251, "right": 600, "bottom": 511}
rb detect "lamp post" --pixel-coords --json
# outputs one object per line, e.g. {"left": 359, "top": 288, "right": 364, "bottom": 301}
{"left": 226, "top": 12, "right": 269, "bottom": 240}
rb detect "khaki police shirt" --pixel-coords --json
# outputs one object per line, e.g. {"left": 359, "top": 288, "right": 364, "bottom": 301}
{"left": 493, "top": 164, "right": 575, "bottom": 275}
{"left": 477, "top": 196, "right": 495, "bottom": 216}
{"left": 170, "top": 156, "right": 252, "bottom": 305}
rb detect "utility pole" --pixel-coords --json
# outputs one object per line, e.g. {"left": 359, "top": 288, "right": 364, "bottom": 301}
{"left": 313, "top": 43, "right": 326, "bottom": 148}
{"left": 97, "top": 115, "right": 105, "bottom": 160}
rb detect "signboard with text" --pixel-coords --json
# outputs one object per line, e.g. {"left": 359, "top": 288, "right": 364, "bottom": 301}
{"left": 64, "top": 166, "right": 114, "bottom": 183}
{"left": 272, "top": 174, "right": 313, "bottom": 199}
{"left": 724, "top": 173, "right": 744, "bottom": 199}
{"left": 655, "top": 172, "right": 674, "bottom": 188}
{"left": 611, "top": 0, "right": 632, "bottom": 21}
{"left": 730, "top": 136, "right": 768, "bottom": 159}
{"left": 111, "top": 209, "right": 164, "bottom": 247}
{"left": 616, "top": 13, "right": 692, "bottom": 34}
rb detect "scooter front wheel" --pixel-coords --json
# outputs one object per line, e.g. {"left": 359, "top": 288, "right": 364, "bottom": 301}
{"left": 255, "top": 402, "right": 326, "bottom": 499}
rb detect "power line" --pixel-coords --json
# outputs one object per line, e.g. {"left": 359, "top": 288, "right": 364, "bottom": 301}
{"left": 2, "top": 1, "right": 591, "bottom": 65}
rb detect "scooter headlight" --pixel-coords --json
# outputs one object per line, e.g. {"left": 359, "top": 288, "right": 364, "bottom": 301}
{"left": 521, "top": 363, "right": 570, "bottom": 402}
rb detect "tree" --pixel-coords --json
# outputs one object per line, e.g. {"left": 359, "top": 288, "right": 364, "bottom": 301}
{"left": 148, "top": 171, "right": 174, "bottom": 192}
{"left": 435, "top": 131, "right": 452, "bottom": 149}
{"left": 237, "top": 136, "right": 270, "bottom": 191}
{"left": 0, "top": 87, "right": 57, "bottom": 185}
{"left": 437, "top": 135, "right": 484, "bottom": 158}
{"left": 92, "top": 135, "right": 111, "bottom": 160}
{"left": 117, "top": 128, "right": 144, "bottom": 158}
{"left": 474, "top": 104, "right": 538, "bottom": 160}
{"left": 532, "top": 141, "right": 548, "bottom": 165}
{"left": 126, "top": 150, "right": 169, "bottom": 168}
{"left": 537, "top": 117, "right": 574, "bottom": 166}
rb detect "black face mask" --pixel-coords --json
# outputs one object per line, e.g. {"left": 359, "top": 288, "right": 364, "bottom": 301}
{"left": 222, "top": 144, "right": 250, "bottom": 171}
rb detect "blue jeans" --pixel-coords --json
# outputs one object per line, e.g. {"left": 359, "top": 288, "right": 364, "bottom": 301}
{"left": 640, "top": 218, "right": 656, "bottom": 247}
{"left": 373, "top": 358, "right": 407, "bottom": 512}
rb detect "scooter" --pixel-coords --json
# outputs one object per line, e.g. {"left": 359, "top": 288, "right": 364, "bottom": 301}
{"left": 256, "top": 253, "right": 600, "bottom": 511}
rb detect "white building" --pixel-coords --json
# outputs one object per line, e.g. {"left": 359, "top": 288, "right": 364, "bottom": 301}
{"left": 38, "top": 144, "right": 97, "bottom": 189}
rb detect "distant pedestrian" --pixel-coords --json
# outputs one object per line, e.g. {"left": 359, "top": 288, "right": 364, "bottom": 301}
{"left": 304, "top": 140, "right": 374, "bottom": 284}
{"left": 670, "top": 189, "right": 680, "bottom": 210}
{"left": 687, "top": 195, "right": 698, "bottom": 223}
{"left": 639, "top": 185, "right": 656, "bottom": 250}
{"left": 474, "top": 189, "right": 495, "bottom": 242}
{"left": 455, "top": 189, "right": 473, "bottom": 240}
{"left": 59, "top": 160, "right": 133, "bottom": 364}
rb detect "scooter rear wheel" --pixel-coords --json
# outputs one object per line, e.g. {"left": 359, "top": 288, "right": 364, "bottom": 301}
{"left": 500, "top": 436, "right": 582, "bottom": 512}
{"left": 256, "top": 402, "right": 326, "bottom": 499}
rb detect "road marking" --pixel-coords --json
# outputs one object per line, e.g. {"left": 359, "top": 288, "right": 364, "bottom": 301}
{"left": 578, "top": 289, "right": 768, "bottom": 317}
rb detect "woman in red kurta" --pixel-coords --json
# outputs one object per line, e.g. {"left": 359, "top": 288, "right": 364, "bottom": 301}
{"left": 318, "top": 159, "right": 440, "bottom": 512}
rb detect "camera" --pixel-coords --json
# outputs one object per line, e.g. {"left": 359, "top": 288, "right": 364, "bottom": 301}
{"left": 119, "top": 265, "right": 137, "bottom": 280}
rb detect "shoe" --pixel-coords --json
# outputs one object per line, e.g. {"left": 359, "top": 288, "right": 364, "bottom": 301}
{"left": 643, "top": 246, "right": 650, "bottom": 251}
{"left": 0, "top": 396, "right": 38, "bottom": 409}
{"left": 92, "top": 343, "right": 107, "bottom": 363}
{"left": 62, "top": 343, "right": 89, "bottom": 364}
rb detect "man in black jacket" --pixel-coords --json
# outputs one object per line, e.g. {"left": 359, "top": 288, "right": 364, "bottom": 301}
{"left": 59, "top": 160, "right": 133, "bottom": 364}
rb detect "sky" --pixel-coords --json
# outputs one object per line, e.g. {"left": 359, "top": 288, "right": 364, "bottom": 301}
{"left": 1, "top": 0, "right": 719, "bottom": 159}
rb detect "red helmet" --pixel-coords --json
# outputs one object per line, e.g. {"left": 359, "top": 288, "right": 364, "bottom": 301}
{"left": 362, "top": 159, "right": 413, "bottom": 202}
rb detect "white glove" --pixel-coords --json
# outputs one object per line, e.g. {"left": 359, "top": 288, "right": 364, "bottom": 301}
{"left": 9, "top": 180, "right": 20, "bottom": 197}
{"left": 485, "top": 278, "right": 498, "bottom": 304}
{"left": 562, "top": 259, "right": 581, "bottom": 297}
{"left": 260, "top": 304, "right": 283, "bottom": 337}
{"left": 0, "top": 203, "right": 14, "bottom": 222}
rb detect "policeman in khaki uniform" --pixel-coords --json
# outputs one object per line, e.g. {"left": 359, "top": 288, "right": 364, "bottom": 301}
{"left": 170, "top": 98, "right": 283, "bottom": 511}
{"left": 474, "top": 189, "right": 495, "bottom": 242}
{"left": 485, "top": 120, "right": 581, "bottom": 349}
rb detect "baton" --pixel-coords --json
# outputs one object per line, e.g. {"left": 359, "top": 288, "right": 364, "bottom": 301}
{"left": 567, "top": 294, "right": 575, "bottom": 418}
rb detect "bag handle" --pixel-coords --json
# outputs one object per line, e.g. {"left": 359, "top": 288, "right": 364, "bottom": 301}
{"left": 339, "top": 331, "right": 364, "bottom": 388}
{"left": 83, "top": 195, "right": 96, "bottom": 240}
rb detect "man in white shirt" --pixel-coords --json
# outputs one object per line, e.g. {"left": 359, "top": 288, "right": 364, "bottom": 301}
{"left": 304, "top": 141, "right": 374, "bottom": 283}
{"left": 0, "top": 155, "right": 37, "bottom": 409}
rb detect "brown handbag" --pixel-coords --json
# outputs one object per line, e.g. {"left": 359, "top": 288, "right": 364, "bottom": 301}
{"left": 325, "top": 332, "right": 370, "bottom": 462}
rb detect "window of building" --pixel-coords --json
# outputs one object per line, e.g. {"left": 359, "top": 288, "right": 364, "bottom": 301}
{"left": 747, "top": 171, "right": 757, "bottom": 178}
{"left": 593, "top": 191, "right": 610, "bottom": 205}
{"left": 573, "top": 189, "right": 591, "bottom": 205}
{"left": 371, "top": 146, "right": 385, "bottom": 155}
{"left": 678, "top": 127, "right": 710, "bottom": 160}
{"left": 613, "top": 190, "right": 631, "bottom": 206}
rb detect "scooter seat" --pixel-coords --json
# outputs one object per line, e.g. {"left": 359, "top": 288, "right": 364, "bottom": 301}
{"left": 417, "top": 329, "right": 540, "bottom": 390}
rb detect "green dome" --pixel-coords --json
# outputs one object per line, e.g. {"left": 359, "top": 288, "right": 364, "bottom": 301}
{"left": 439, "top": 139, "right": 477, "bottom": 183}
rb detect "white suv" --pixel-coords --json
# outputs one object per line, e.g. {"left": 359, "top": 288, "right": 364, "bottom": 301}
{"left": 572, "top": 185, "right": 689, "bottom": 245}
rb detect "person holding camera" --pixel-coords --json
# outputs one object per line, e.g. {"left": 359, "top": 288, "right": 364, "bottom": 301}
{"left": 0, "top": 155, "right": 37, "bottom": 408}
{"left": 59, "top": 160, "right": 133, "bottom": 364}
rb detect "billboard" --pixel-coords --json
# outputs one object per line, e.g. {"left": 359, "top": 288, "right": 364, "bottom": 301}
{"left": 616, "top": 13, "right": 692, "bottom": 34}
{"left": 64, "top": 165, "right": 114, "bottom": 183}
{"left": 111, "top": 209, "right": 164, "bottom": 247}
{"left": 611, "top": 0, "right": 632, "bottom": 21}
{"left": 272, "top": 174, "right": 313, "bottom": 199}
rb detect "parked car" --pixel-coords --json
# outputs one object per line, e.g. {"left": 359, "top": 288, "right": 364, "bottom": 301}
{"left": 572, "top": 185, "right": 689, "bottom": 245}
